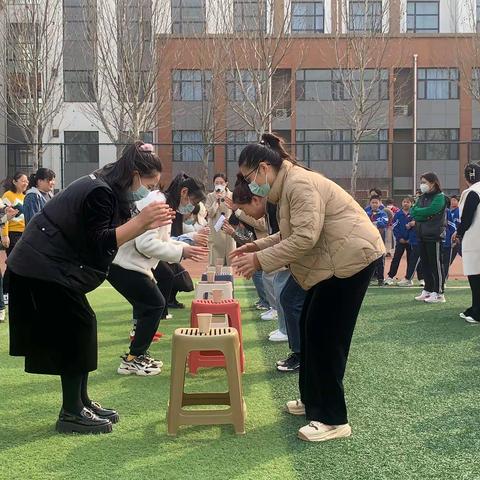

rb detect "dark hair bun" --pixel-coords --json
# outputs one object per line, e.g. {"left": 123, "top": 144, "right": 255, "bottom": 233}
{"left": 465, "top": 163, "right": 480, "bottom": 183}
{"left": 261, "top": 133, "right": 281, "bottom": 149}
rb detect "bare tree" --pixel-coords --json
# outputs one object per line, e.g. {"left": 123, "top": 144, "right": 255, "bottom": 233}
{"left": 79, "top": 0, "right": 175, "bottom": 148}
{"left": 218, "top": 0, "right": 302, "bottom": 136}
{"left": 0, "top": 0, "right": 64, "bottom": 169}
{"left": 329, "top": 0, "right": 397, "bottom": 197}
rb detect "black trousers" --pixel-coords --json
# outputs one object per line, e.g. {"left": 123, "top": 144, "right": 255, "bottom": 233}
{"left": 419, "top": 241, "right": 445, "bottom": 294}
{"left": 299, "top": 262, "right": 375, "bottom": 425}
{"left": 3, "top": 231, "right": 23, "bottom": 294}
{"left": 372, "top": 256, "right": 385, "bottom": 281}
{"left": 406, "top": 244, "right": 423, "bottom": 281}
{"left": 387, "top": 242, "right": 411, "bottom": 278}
{"left": 467, "top": 274, "right": 480, "bottom": 321}
{"left": 108, "top": 264, "right": 165, "bottom": 357}
{"left": 442, "top": 247, "right": 452, "bottom": 281}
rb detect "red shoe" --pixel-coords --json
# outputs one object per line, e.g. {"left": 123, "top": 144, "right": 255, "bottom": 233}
{"left": 151, "top": 332, "right": 163, "bottom": 343}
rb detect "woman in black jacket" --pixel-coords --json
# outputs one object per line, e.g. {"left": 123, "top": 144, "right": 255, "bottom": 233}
{"left": 8, "top": 142, "right": 173, "bottom": 434}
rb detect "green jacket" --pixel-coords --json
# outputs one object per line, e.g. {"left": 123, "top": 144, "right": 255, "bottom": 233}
{"left": 411, "top": 192, "right": 446, "bottom": 222}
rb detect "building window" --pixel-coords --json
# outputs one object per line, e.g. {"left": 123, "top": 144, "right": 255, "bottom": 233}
{"left": 471, "top": 129, "right": 480, "bottom": 162}
{"left": 477, "top": 0, "right": 480, "bottom": 32}
{"left": 227, "top": 70, "right": 260, "bottom": 101}
{"left": 296, "top": 129, "right": 387, "bottom": 163}
{"left": 407, "top": 1, "right": 439, "bottom": 33}
{"left": 291, "top": 1, "right": 324, "bottom": 33}
{"left": 418, "top": 68, "right": 459, "bottom": 100}
{"left": 349, "top": 1, "right": 383, "bottom": 32}
{"left": 172, "top": 70, "right": 211, "bottom": 101}
{"left": 173, "top": 130, "right": 207, "bottom": 162}
{"left": 296, "top": 69, "right": 388, "bottom": 101}
{"left": 63, "top": 0, "right": 96, "bottom": 102}
{"left": 171, "top": 0, "right": 206, "bottom": 34}
{"left": 233, "top": 0, "right": 267, "bottom": 32}
{"left": 417, "top": 129, "right": 459, "bottom": 161}
{"left": 226, "top": 131, "right": 258, "bottom": 162}
{"left": 64, "top": 131, "right": 99, "bottom": 163}
{"left": 64, "top": 70, "right": 96, "bottom": 102}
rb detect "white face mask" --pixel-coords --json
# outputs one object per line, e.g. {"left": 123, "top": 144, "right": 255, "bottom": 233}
{"left": 215, "top": 184, "right": 226, "bottom": 193}
{"left": 420, "top": 183, "right": 431, "bottom": 194}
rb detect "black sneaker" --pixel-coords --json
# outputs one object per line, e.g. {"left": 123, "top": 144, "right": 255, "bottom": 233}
{"left": 377, "top": 280, "right": 385, "bottom": 287}
{"left": 87, "top": 401, "right": 120, "bottom": 424}
{"left": 277, "top": 353, "right": 300, "bottom": 372}
{"left": 56, "top": 408, "right": 113, "bottom": 434}
{"left": 168, "top": 300, "right": 185, "bottom": 309}
{"left": 276, "top": 352, "right": 296, "bottom": 367}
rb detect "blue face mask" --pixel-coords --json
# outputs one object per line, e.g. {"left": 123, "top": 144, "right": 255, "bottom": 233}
{"left": 184, "top": 218, "right": 195, "bottom": 225}
{"left": 248, "top": 168, "right": 270, "bottom": 197}
{"left": 178, "top": 203, "right": 195, "bottom": 215}
{"left": 130, "top": 178, "right": 150, "bottom": 202}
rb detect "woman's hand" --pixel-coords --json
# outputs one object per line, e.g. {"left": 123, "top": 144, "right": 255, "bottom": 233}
{"left": 6, "top": 206, "right": 18, "bottom": 221}
{"left": 1, "top": 235, "right": 10, "bottom": 249}
{"left": 222, "top": 221, "right": 235, "bottom": 237}
{"left": 193, "top": 232, "right": 209, "bottom": 247}
{"left": 182, "top": 245, "right": 209, "bottom": 262}
{"left": 229, "top": 242, "right": 259, "bottom": 260}
{"left": 197, "top": 226, "right": 210, "bottom": 236}
{"left": 224, "top": 197, "right": 238, "bottom": 212}
{"left": 451, "top": 232, "right": 461, "bottom": 244}
{"left": 136, "top": 202, "right": 175, "bottom": 231}
{"left": 231, "top": 252, "right": 261, "bottom": 279}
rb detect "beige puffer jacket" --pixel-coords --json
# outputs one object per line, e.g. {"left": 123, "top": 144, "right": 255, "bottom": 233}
{"left": 255, "top": 161, "right": 385, "bottom": 290}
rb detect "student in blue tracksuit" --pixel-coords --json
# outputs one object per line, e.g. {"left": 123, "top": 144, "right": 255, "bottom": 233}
{"left": 449, "top": 195, "right": 462, "bottom": 264}
{"left": 442, "top": 205, "right": 457, "bottom": 280}
{"left": 405, "top": 219, "right": 424, "bottom": 285}
{"left": 385, "top": 196, "right": 413, "bottom": 285}
{"left": 366, "top": 195, "right": 388, "bottom": 285}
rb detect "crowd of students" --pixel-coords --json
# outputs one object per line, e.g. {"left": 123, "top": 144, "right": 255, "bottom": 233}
{"left": 1, "top": 138, "right": 479, "bottom": 443}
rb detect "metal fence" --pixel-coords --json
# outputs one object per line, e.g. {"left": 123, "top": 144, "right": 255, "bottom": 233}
{"left": 1, "top": 141, "right": 478, "bottom": 201}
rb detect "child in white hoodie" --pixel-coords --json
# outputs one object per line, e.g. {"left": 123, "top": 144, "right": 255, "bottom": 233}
{"left": 110, "top": 190, "right": 207, "bottom": 376}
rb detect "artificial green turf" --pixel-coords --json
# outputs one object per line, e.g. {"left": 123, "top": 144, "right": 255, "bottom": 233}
{"left": 0, "top": 281, "right": 479, "bottom": 480}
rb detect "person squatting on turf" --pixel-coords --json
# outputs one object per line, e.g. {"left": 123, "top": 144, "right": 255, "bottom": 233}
{"left": 230, "top": 133, "right": 385, "bottom": 442}
{"left": 7, "top": 141, "right": 173, "bottom": 434}
{"left": 109, "top": 146, "right": 208, "bottom": 377}
{"left": 411, "top": 172, "right": 448, "bottom": 304}
{"left": 454, "top": 163, "right": 480, "bottom": 324}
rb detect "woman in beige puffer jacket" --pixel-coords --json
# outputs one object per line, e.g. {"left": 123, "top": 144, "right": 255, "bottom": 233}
{"left": 231, "top": 133, "right": 385, "bottom": 443}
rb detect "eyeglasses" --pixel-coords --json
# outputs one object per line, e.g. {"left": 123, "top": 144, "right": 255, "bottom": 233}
{"left": 242, "top": 165, "right": 259, "bottom": 184}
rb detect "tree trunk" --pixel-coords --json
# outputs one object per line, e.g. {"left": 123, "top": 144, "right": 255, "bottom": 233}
{"left": 350, "top": 141, "right": 360, "bottom": 198}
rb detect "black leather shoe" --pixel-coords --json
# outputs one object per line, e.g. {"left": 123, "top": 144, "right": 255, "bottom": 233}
{"left": 56, "top": 408, "right": 113, "bottom": 434}
{"left": 87, "top": 401, "right": 120, "bottom": 424}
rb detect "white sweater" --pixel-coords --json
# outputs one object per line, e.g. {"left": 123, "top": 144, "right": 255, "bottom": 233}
{"left": 112, "top": 191, "right": 185, "bottom": 279}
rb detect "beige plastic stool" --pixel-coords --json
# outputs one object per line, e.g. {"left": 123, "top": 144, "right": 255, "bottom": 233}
{"left": 167, "top": 327, "right": 246, "bottom": 436}
{"left": 194, "top": 281, "right": 233, "bottom": 300}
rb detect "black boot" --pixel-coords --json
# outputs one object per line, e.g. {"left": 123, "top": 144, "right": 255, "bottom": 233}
{"left": 56, "top": 408, "right": 113, "bottom": 434}
{"left": 87, "top": 401, "right": 120, "bottom": 424}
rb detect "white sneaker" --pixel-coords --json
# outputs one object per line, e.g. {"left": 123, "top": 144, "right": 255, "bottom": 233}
{"left": 298, "top": 421, "right": 352, "bottom": 442}
{"left": 3, "top": 294, "right": 8, "bottom": 305}
{"left": 0, "top": 309, "right": 5, "bottom": 322}
{"left": 397, "top": 279, "right": 414, "bottom": 287}
{"left": 419, "top": 280, "right": 425, "bottom": 287}
{"left": 465, "top": 316, "right": 480, "bottom": 324}
{"left": 117, "top": 356, "right": 161, "bottom": 376}
{"left": 268, "top": 330, "right": 288, "bottom": 342}
{"left": 261, "top": 308, "right": 278, "bottom": 321}
{"left": 269, "top": 329, "right": 279, "bottom": 336}
{"left": 286, "top": 399, "right": 306, "bottom": 415}
{"left": 415, "top": 290, "right": 431, "bottom": 301}
{"left": 424, "top": 293, "right": 446, "bottom": 304}
{"left": 384, "top": 277, "right": 395, "bottom": 286}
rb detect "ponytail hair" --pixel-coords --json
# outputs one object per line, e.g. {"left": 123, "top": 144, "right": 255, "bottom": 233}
{"left": 28, "top": 168, "right": 56, "bottom": 190}
{"left": 96, "top": 141, "right": 163, "bottom": 220}
{"left": 164, "top": 172, "right": 206, "bottom": 210}
{"left": 238, "top": 133, "right": 297, "bottom": 171}
{"left": 3, "top": 171, "right": 27, "bottom": 193}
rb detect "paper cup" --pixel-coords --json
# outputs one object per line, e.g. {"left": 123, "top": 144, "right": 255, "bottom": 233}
{"left": 207, "top": 272, "right": 215, "bottom": 283}
{"left": 212, "top": 289, "right": 223, "bottom": 302}
{"left": 197, "top": 313, "right": 212, "bottom": 334}
{"left": 215, "top": 265, "right": 222, "bottom": 275}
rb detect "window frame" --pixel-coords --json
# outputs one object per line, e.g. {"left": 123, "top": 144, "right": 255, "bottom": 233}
{"left": 171, "top": 0, "right": 206, "bottom": 35}
{"left": 172, "top": 70, "right": 211, "bottom": 101}
{"left": 64, "top": 130, "right": 99, "bottom": 164}
{"left": 417, "top": 68, "right": 459, "bottom": 100}
{"left": 406, "top": 1, "right": 439, "bottom": 33}
{"left": 291, "top": 1, "right": 324, "bottom": 33}
{"left": 348, "top": 0, "right": 383, "bottom": 32}
{"left": 172, "top": 130, "right": 208, "bottom": 162}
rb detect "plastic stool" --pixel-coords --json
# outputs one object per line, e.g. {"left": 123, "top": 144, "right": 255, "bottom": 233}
{"left": 189, "top": 299, "right": 244, "bottom": 374}
{"left": 195, "top": 281, "right": 233, "bottom": 300}
{"left": 167, "top": 327, "right": 246, "bottom": 436}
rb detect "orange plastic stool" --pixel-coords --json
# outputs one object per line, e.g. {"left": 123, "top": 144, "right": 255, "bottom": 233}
{"left": 189, "top": 299, "right": 245, "bottom": 374}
